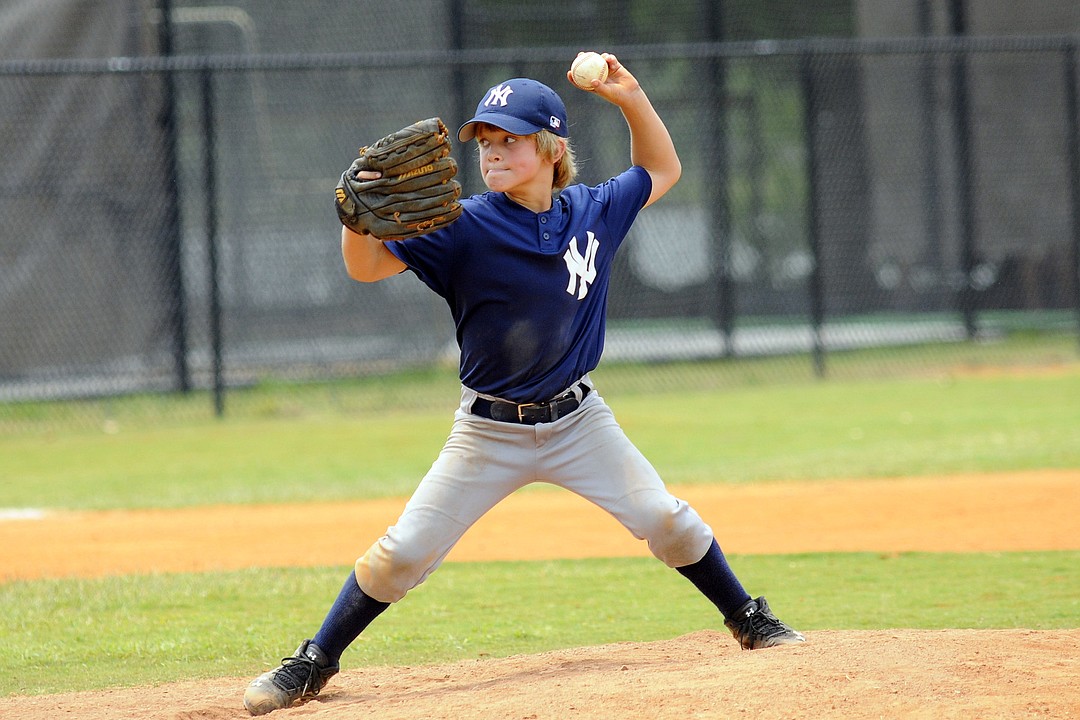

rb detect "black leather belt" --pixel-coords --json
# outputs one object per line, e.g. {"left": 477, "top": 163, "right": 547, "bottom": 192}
{"left": 471, "top": 384, "right": 591, "bottom": 425}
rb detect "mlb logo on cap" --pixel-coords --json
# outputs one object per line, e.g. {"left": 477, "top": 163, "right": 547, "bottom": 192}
{"left": 458, "top": 78, "right": 569, "bottom": 142}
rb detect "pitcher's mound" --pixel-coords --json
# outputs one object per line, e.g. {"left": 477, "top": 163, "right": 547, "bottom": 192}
{"left": 9, "top": 629, "right": 1079, "bottom": 719}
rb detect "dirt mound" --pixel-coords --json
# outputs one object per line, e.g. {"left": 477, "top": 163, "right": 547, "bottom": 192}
{"left": 8, "top": 629, "right": 1079, "bottom": 719}
{"left": 4, "top": 470, "right": 1078, "bottom": 718}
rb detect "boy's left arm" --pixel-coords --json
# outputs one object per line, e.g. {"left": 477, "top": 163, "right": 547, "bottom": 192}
{"left": 570, "top": 53, "right": 682, "bottom": 207}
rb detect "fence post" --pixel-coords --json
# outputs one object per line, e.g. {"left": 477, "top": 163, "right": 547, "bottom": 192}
{"left": 949, "top": 0, "right": 979, "bottom": 339}
{"left": 1064, "top": 41, "right": 1080, "bottom": 352}
{"left": 448, "top": 0, "right": 471, "bottom": 192}
{"left": 200, "top": 67, "right": 225, "bottom": 417}
{"left": 156, "top": 0, "right": 191, "bottom": 392}
{"left": 800, "top": 49, "right": 827, "bottom": 379}
{"left": 701, "top": 0, "right": 735, "bottom": 357}
{"left": 917, "top": 0, "right": 946, "bottom": 308}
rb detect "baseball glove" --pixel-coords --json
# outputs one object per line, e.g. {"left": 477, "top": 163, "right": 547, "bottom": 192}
{"left": 335, "top": 117, "right": 463, "bottom": 240}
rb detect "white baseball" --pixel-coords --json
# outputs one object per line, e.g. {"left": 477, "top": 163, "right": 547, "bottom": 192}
{"left": 571, "top": 52, "right": 609, "bottom": 91}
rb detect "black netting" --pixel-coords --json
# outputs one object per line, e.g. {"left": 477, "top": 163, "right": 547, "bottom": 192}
{"left": 1, "top": 0, "right": 1078, "bottom": 428}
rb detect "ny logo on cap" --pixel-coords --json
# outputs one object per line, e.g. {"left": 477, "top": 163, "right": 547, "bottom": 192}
{"left": 484, "top": 84, "right": 514, "bottom": 107}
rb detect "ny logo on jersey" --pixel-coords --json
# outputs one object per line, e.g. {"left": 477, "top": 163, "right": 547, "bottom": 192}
{"left": 484, "top": 84, "right": 514, "bottom": 108}
{"left": 563, "top": 231, "right": 599, "bottom": 300}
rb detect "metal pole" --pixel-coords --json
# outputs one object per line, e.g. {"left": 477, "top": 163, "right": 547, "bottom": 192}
{"left": 157, "top": 0, "right": 191, "bottom": 391}
{"left": 448, "top": 0, "right": 471, "bottom": 192}
{"left": 800, "top": 51, "right": 827, "bottom": 378}
{"left": 701, "top": 0, "right": 735, "bottom": 357}
{"left": 1063, "top": 42, "right": 1080, "bottom": 353}
{"left": 917, "top": 0, "right": 945, "bottom": 308}
{"left": 200, "top": 68, "right": 225, "bottom": 417}
{"left": 949, "top": 0, "right": 978, "bottom": 339}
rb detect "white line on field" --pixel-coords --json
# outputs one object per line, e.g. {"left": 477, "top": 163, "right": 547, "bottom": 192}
{"left": 0, "top": 508, "right": 47, "bottom": 521}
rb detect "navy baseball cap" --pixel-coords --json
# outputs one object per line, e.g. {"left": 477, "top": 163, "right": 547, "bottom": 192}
{"left": 457, "top": 78, "right": 569, "bottom": 142}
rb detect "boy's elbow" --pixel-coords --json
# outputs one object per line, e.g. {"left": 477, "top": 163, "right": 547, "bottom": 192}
{"left": 658, "top": 154, "right": 682, "bottom": 191}
{"left": 341, "top": 226, "right": 406, "bottom": 282}
{"left": 341, "top": 227, "right": 378, "bottom": 282}
{"left": 343, "top": 254, "right": 387, "bottom": 283}
{"left": 344, "top": 263, "right": 374, "bottom": 283}
{"left": 646, "top": 162, "right": 681, "bottom": 206}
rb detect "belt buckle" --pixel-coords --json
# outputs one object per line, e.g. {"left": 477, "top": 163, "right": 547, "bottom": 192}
{"left": 517, "top": 402, "right": 544, "bottom": 423}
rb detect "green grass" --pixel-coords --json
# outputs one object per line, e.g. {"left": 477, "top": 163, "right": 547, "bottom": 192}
{"left": 613, "top": 371, "right": 1080, "bottom": 483}
{"left": 1, "top": 334, "right": 1078, "bottom": 698}
{"left": 2, "top": 551, "right": 1077, "bottom": 696}
{"left": 0, "top": 412, "right": 452, "bottom": 509}
{"left": 2, "top": 366, "right": 1078, "bottom": 509}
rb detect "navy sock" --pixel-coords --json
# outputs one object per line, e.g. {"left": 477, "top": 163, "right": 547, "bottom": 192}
{"left": 675, "top": 538, "right": 752, "bottom": 620}
{"left": 312, "top": 571, "right": 390, "bottom": 664}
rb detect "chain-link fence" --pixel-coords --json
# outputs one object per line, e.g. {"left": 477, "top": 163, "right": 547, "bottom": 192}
{"left": 2, "top": 1, "right": 1079, "bottom": 429}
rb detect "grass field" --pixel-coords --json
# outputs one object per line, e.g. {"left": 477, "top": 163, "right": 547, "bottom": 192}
{"left": 4, "top": 337, "right": 1080, "bottom": 510}
{"left": 3, "top": 552, "right": 1078, "bottom": 696}
{"left": 2, "top": 335, "right": 1079, "bottom": 698}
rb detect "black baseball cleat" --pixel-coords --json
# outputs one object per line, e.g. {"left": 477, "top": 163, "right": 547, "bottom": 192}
{"left": 244, "top": 639, "right": 339, "bottom": 715}
{"left": 724, "top": 596, "right": 806, "bottom": 650}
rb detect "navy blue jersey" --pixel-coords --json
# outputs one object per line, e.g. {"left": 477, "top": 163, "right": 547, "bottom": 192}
{"left": 386, "top": 165, "right": 651, "bottom": 403}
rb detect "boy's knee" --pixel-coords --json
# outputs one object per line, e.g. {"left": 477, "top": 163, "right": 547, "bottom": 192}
{"left": 632, "top": 492, "right": 713, "bottom": 567}
{"left": 354, "top": 537, "right": 440, "bottom": 603}
{"left": 353, "top": 506, "right": 464, "bottom": 602}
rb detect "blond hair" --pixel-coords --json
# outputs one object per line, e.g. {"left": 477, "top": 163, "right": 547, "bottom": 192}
{"left": 535, "top": 129, "right": 577, "bottom": 192}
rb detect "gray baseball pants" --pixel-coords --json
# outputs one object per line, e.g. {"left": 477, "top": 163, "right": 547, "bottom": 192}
{"left": 354, "top": 379, "right": 715, "bottom": 603}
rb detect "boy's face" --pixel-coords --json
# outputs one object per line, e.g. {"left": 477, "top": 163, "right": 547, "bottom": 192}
{"left": 475, "top": 125, "right": 551, "bottom": 195}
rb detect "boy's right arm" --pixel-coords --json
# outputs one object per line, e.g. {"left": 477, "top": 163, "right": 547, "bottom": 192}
{"left": 341, "top": 225, "right": 407, "bottom": 282}
{"left": 569, "top": 53, "right": 681, "bottom": 208}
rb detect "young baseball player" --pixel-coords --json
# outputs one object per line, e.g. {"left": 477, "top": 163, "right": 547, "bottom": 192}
{"left": 244, "top": 53, "right": 804, "bottom": 716}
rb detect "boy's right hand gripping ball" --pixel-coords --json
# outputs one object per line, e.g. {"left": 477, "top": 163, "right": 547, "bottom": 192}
{"left": 335, "top": 117, "right": 463, "bottom": 240}
{"left": 570, "top": 51, "right": 609, "bottom": 90}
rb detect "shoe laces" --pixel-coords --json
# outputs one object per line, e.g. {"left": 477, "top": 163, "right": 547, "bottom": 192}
{"left": 733, "top": 603, "right": 786, "bottom": 648}
{"left": 273, "top": 653, "right": 322, "bottom": 694}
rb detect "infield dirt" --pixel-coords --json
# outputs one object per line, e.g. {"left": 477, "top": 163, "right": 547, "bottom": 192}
{"left": 3, "top": 469, "right": 1079, "bottom": 719}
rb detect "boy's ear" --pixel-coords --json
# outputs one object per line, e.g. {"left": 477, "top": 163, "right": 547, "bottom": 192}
{"left": 552, "top": 138, "right": 567, "bottom": 163}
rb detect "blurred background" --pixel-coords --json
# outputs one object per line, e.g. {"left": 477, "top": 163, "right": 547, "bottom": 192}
{"left": 1, "top": 0, "right": 1078, "bottom": 428}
